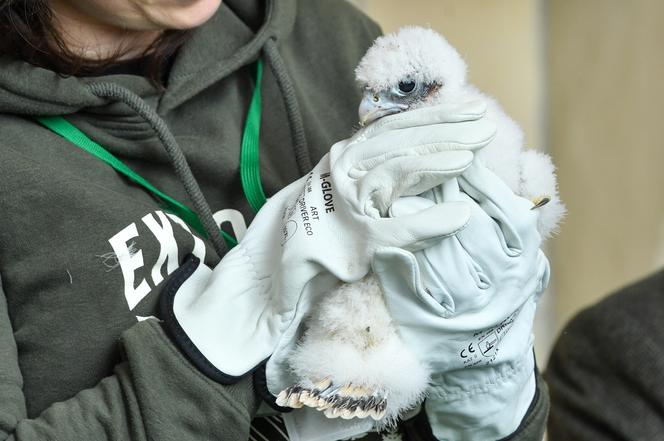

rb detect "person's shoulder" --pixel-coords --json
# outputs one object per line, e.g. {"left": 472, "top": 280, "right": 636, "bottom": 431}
{"left": 295, "top": 0, "right": 381, "bottom": 36}
{"left": 546, "top": 269, "right": 664, "bottom": 440}
{"left": 570, "top": 268, "right": 664, "bottom": 339}
{"left": 547, "top": 267, "right": 664, "bottom": 383}
{"left": 290, "top": 0, "right": 382, "bottom": 61}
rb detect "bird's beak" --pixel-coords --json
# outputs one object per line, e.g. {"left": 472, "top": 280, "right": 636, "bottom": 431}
{"left": 358, "top": 89, "right": 409, "bottom": 126}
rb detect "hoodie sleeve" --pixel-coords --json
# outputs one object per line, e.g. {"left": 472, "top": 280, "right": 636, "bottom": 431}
{"left": 0, "top": 280, "right": 258, "bottom": 441}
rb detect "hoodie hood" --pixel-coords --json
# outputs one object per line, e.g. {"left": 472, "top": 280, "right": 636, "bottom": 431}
{"left": 0, "top": 0, "right": 296, "bottom": 116}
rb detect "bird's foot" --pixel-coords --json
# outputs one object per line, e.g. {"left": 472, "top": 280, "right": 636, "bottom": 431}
{"left": 276, "top": 378, "right": 388, "bottom": 420}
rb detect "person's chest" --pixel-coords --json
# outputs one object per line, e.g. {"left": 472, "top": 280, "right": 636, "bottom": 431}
{"left": 1, "top": 41, "right": 363, "bottom": 416}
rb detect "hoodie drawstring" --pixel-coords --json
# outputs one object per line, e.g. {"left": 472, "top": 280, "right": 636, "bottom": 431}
{"left": 264, "top": 39, "right": 312, "bottom": 175}
{"left": 88, "top": 82, "right": 230, "bottom": 258}
{"left": 84, "top": 41, "right": 311, "bottom": 259}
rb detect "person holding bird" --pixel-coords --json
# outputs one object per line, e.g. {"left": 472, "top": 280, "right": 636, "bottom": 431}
{"left": 0, "top": 1, "right": 551, "bottom": 440}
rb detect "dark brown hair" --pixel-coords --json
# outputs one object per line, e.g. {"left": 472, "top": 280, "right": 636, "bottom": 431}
{"left": 0, "top": 0, "right": 190, "bottom": 84}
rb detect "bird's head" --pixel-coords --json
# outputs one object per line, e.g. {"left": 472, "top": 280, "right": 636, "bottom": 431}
{"left": 355, "top": 26, "right": 468, "bottom": 126}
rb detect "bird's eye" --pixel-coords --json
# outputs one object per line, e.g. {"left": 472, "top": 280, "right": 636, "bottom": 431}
{"left": 398, "top": 80, "right": 416, "bottom": 94}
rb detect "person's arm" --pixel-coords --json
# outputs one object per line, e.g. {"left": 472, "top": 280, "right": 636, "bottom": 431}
{"left": 546, "top": 271, "right": 664, "bottom": 441}
{"left": 0, "top": 276, "right": 258, "bottom": 441}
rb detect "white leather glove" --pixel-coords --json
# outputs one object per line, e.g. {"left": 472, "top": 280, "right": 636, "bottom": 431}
{"left": 373, "top": 162, "right": 550, "bottom": 441}
{"left": 160, "top": 101, "right": 497, "bottom": 384}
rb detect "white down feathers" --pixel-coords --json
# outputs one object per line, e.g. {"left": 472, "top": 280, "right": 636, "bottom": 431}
{"left": 290, "top": 277, "right": 430, "bottom": 425}
{"left": 356, "top": 26, "right": 467, "bottom": 99}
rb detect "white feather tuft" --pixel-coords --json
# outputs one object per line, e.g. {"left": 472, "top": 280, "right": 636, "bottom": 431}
{"left": 519, "top": 150, "right": 566, "bottom": 238}
{"left": 289, "top": 276, "right": 430, "bottom": 426}
{"left": 468, "top": 88, "right": 525, "bottom": 194}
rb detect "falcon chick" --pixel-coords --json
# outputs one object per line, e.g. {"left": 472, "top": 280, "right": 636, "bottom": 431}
{"left": 277, "top": 26, "right": 564, "bottom": 427}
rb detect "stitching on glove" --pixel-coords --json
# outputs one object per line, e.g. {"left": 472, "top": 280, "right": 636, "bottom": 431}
{"left": 236, "top": 239, "right": 273, "bottom": 285}
{"left": 428, "top": 357, "right": 532, "bottom": 401}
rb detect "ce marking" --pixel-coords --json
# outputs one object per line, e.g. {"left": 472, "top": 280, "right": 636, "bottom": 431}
{"left": 460, "top": 343, "right": 476, "bottom": 359}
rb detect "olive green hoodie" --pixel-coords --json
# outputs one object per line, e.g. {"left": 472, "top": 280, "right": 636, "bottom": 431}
{"left": 0, "top": 0, "right": 547, "bottom": 439}
{"left": 0, "top": 0, "right": 381, "bottom": 439}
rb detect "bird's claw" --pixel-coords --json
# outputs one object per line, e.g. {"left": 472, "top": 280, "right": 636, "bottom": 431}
{"left": 276, "top": 379, "right": 388, "bottom": 420}
{"left": 531, "top": 195, "right": 551, "bottom": 210}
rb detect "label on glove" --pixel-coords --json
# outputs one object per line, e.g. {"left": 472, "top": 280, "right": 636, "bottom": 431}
{"left": 458, "top": 308, "right": 519, "bottom": 368}
{"left": 281, "top": 172, "right": 336, "bottom": 245}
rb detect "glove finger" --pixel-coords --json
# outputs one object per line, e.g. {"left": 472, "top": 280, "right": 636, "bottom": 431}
{"left": 373, "top": 247, "right": 485, "bottom": 341}
{"left": 385, "top": 196, "right": 497, "bottom": 314}
{"left": 534, "top": 250, "right": 551, "bottom": 301}
{"left": 389, "top": 179, "right": 512, "bottom": 273}
{"left": 374, "top": 200, "right": 471, "bottom": 252}
{"left": 388, "top": 194, "right": 435, "bottom": 218}
{"left": 415, "top": 236, "right": 493, "bottom": 314}
{"left": 356, "top": 151, "right": 474, "bottom": 217}
{"left": 458, "top": 162, "right": 540, "bottom": 255}
{"left": 373, "top": 246, "right": 453, "bottom": 320}
{"left": 359, "top": 100, "right": 488, "bottom": 139}
{"left": 452, "top": 199, "right": 515, "bottom": 275}
{"left": 339, "top": 119, "right": 496, "bottom": 175}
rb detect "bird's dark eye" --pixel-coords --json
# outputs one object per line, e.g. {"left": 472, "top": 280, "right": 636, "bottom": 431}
{"left": 398, "top": 80, "right": 416, "bottom": 94}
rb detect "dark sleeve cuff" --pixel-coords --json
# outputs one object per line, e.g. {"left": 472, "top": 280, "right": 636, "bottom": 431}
{"left": 159, "top": 254, "right": 270, "bottom": 385}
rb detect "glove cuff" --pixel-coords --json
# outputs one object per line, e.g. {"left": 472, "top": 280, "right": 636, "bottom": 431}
{"left": 253, "top": 361, "right": 294, "bottom": 413}
{"left": 159, "top": 255, "right": 259, "bottom": 384}
{"left": 400, "top": 365, "right": 548, "bottom": 441}
{"left": 424, "top": 351, "right": 536, "bottom": 441}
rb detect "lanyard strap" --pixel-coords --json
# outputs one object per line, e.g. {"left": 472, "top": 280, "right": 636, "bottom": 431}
{"left": 37, "top": 114, "right": 239, "bottom": 248}
{"left": 36, "top": 59, "right": 268, "bottom": 249}
{"left": 241, "top": 59, "right": 267, "bottom": 212}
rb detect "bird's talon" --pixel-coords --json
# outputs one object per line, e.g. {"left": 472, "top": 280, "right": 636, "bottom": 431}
{"left": 298, "top": 389, "right": 311, "bottom": 406}
{"left": 531, "top": 195, "right": 551, "bottom": 210}
{"left": 275, "top": 388, "right": 291, "bottom": 407}
{"left": 276, "top": 385, "right": 305, "bottom": 409}
{"left": 341, "top": 408, "right": 354, "bottom": 419}
{"left": 285, "top": 381, "right": 390, "bottom": 421}
{"left": 284, "top": 380, "right": 390, "bottom": 420}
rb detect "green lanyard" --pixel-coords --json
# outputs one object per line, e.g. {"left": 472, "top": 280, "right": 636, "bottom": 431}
{"left": 36, "top": 59, "right": 267, "bottom": 249}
